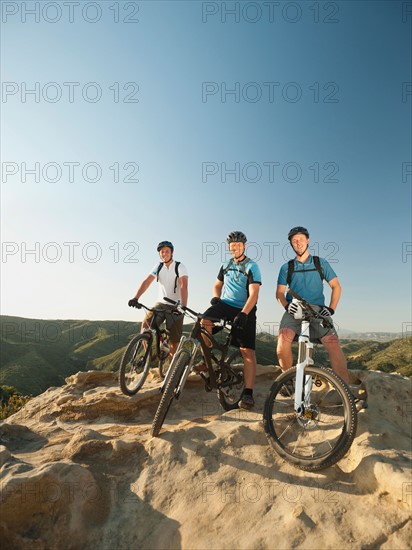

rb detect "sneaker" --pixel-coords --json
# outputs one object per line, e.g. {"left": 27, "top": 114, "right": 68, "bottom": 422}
{"left": 349, "top": 384, "right": 368, "bottom": 410}
{"left": 238, "top": 394, "right": 255, "bottom": 409}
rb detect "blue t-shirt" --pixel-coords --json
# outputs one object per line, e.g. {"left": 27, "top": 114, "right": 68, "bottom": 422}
{"left": 218, "top": 257, "right": 262, "bottom": 309}
{"left": 277, "top": 256, "right": 337, "bottom": 306}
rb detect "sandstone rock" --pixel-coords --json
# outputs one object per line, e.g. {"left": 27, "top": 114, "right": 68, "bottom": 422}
{"left": 0, "top": 368, "right": 411, "bottom": 549}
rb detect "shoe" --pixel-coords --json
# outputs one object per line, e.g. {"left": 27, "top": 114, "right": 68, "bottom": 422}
{"left": 133, "top": 358, "right": 146, "bottom": 374}
{"left": 349, "top": 384, "right": 368, "bottom": 410}
{"left": 238, "top": 394, "right": 255, "bottom": 409}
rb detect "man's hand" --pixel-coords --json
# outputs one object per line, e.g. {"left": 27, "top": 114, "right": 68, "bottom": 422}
{"left": 233, "top": 312, "right": 248, "bottom": 331}
{"left": 210, "top": 297, "right": 221, "bottom": 306}
{"left": 320, "top": 306, "right": 334, "bottom": 317}
{"left": 128, "top": 298, "right": 141, "bottom": 308}
{"left": 171, "top": 309, "right": 183, "bottom": 320}
{"left": 285, "top": 302, "right": 298, "bottom": 315}
{"left": 285, "top": 302, "right": 303, "bottom": 320}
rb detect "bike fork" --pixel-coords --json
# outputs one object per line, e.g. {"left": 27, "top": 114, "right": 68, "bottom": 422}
{"left": 159, "top": 337, "right": 200, "bottom": 395}
{"left": 294, "top": 363, "right": 313, "bottom": 413}
{"left": 176, "top": 341, "right": 201, "bottom": 396}
{"left": 160, "top": 335, "right": 186, "bottom": 392}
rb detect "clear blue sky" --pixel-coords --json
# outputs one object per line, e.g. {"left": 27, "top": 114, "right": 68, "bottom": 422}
{"left": 1, "top": 0, "right": 411, "bottom": 333}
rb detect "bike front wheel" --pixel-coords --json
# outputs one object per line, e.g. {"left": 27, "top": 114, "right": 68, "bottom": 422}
{"left": 119, "top": 334, "right": 151, "bottom": 396}
{"left": 158, "top": 331, "right": 170, "bottom": 379}
{"left": 151, "top": 350, "right": 191, "bottom": 437}
{"left": 263, "top": 366, "right": 357, "bottom": 471}
{"left": 217, "top": 350, "right": 244, "bottom": 411}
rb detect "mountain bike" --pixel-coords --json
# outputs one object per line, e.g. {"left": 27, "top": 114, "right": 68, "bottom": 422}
{"left": 151, "top": 298, "right": 244, "bottom": 436}
{"left": 263, "top": 289, "right": 360, "bottom": 471}
{"left": 119, "top": 302, "right": 173, "bottom": 396}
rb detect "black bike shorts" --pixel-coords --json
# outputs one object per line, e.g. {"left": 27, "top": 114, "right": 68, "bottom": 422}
{"left": 202, "top": 301, "right": 257, "bottom": 350}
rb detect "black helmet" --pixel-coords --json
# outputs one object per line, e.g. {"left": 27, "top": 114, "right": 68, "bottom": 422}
{"left": 288, "top": 226, "right": 309, "bottom": 241}
{"left": 157, "top": 240, "right": 174, "bottom": 252}
{"left": 227, "top": 231, "right": 247, "bottom": 244}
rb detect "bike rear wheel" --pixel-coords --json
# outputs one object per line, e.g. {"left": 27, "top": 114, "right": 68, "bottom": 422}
{"left": 263, "top": 366, "right": 357, "bottom": 471}
{"left": 217, "top": 350, "right": 244, "bottom": 411}
{"left": 151, "top": 350, "right": 190, "bottom": 437}
{"left": 119, "top": 334, "right": 151, "bottom": 396}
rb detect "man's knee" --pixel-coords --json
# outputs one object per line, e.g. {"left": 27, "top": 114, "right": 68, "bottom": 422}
{"left": 321, "top": 334, "right": 341, "bottom": 348}
{"left": 201, "top": 319, "right": 213, "bottom": 332}
{"left": 277, "top": 329, "right": 295, "bottom": 352}
{"left": 240, "top": 347, "right": 255, "bottom": 359}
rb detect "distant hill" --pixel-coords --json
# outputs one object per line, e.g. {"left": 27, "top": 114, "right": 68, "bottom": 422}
{"left": 0, "top": 316, "right": 137, "bottom": 396}
{"left": 1, "top": 315, "right": 410, "bottom": 396}
{"left": 337, "top": 330, "right": 404, "bottom": 341}
{"left": 344, "top": 337, "right": 411, "bottom": 377}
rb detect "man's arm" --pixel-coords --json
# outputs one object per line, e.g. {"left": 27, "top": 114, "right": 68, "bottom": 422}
{"left": 276, "top": 284, "right": 288, "bottom": 309}
{"left": 179, "top": 275, "right": 188, "bottom": 306}
{"left": 328, "top": 277, "right": 342, "bottom": 311}
{"left": 134, "top": 274, "right": 155, "bottom": 300}
{"left": 212, "top": 279, "right": 224, "bottom": 298}
{"left": 242, "top": 283, "right": 260, "bottom": 315}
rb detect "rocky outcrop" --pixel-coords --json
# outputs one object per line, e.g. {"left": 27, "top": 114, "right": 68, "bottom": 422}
{"left": 1, "top": 368, "right": 411, "bottom": 549}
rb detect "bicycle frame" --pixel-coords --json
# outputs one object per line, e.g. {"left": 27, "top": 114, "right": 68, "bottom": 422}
{"left": 139, "top": 304, "right": 171, "bottom": 358}
{"left": 160, "top": 312, "right": 232, "bottom": 398}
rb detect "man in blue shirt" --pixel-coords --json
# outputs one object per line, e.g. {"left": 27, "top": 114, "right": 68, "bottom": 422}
{"left": 202, "top": 231, "right": 262, "bottom": 409}
{"left": 276, "top": 226, "right": 350, "bottom": 384}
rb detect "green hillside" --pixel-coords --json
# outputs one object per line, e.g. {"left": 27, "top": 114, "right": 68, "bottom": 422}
{"left": 364, "top": 337, "right": 411, "bottom": 376}
{"left": 1, "top": 316, "right": 410, "bottom": 396}
{"left": 0, "top": 316, "right": 138, "bottom": 395}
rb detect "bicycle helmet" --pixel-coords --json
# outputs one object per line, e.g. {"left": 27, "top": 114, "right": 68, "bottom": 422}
{"left": 157, "top": 240, "right": 174, "bottom": 252}
{"left": 226, "top": 231, "right": 247, "bottom": 244}
{"left": 288, "top": 226, "right": 309, "bottom": 241}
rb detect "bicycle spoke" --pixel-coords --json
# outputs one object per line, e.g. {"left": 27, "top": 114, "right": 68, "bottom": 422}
{"left": 264, "top": 366, "right": 357, "bottom": 470}
{"left": 291, "top": 427, "right": 307, "bottom": 455}
{"left": 119, "top": 335, "right": 151, "bottom": 395}
{"left": 277, "top": 417, "right": 299, "bottom": 441}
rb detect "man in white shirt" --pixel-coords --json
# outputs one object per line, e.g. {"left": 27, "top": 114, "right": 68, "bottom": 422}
{"left": 128, "top": 241, "right": 188, "bottom": 356}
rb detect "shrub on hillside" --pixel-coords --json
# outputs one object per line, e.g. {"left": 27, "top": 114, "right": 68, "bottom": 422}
{"left": 0, "top": 385, "right": 32, "bottom": 420}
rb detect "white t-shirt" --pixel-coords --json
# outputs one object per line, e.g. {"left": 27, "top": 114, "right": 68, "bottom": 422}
{"left": 150, "top": 261, "right": 188, "bottom": 303}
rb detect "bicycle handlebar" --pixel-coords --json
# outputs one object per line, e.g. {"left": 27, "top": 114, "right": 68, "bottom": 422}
{"left": 129, "top": 301, "right": 151, "bottom": 312}
{"left": 287, "top": 289, "right": 318, "bottom": 314}
{"left": 130, "top": 301, "right": 174, "bottom": 315}
{"left": 163, "top": 297, "right": 232, "bottom": 328}
{"left": 287, "top": 289, "right": 333, "bottom": 327}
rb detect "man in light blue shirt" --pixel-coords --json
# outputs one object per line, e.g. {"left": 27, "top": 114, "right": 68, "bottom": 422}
{"left": 276, "top": 226, "right": 349, "bottom": 384}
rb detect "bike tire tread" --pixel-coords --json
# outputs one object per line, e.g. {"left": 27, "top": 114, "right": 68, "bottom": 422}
{"left": 263, "top": 366, "right": 357, "bottom": 471}
{"left": 119, "top": 334, "right": 151, "bottom": 396}
{"left": 151, "top": 350, "right": 190, "bottom": 437}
